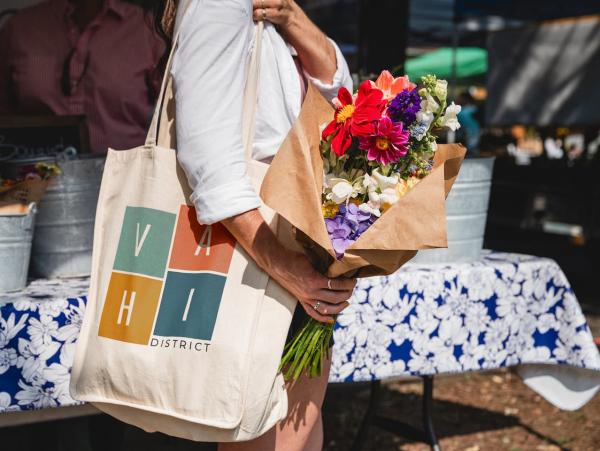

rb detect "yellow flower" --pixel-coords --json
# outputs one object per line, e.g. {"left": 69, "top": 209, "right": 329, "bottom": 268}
{"left": 322, "top": 203, "right": 339, "bottom": 218}
{"left": 407, "top": 176, "right": 420, "bottom": 189}
{"left": 396, "top": 180, "right": 410, "bottom": 198}
{"left": 396, "top": 177, "right": 421, "bottom": 199}
{"left": 380, "top": 202, "right": 393, "bottom": 213}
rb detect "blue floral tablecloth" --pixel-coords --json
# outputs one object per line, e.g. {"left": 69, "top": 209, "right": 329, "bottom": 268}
{"left": 1, "top": 251, "right": 599, "bottom": 413}
{"left": 330, "top": 252, "right": 600, "bottom": 383}
{"left": 0, "top": 279, "right": 88, "bottom": 412}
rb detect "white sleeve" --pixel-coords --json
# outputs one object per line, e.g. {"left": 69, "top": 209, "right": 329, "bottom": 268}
{"left": 304, "top": 39, "right": 354, "bottom": 103}
{"left": 172, "top": 0, "right": 260, "bottom": 225}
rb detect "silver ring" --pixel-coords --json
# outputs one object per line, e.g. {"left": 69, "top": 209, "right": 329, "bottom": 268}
{"left": 327, "top": 279, "right": 333, "bottom": 290}
{"left": 262, "top": 8, "right": 267, "bottom": 20}
{"left": 313, "top": 301, "right": 321, "bottom": 312}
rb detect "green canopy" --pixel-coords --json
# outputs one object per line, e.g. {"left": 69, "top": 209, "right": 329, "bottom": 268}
{"left": 405, "top": 47, "right": 487, "bottom": 81}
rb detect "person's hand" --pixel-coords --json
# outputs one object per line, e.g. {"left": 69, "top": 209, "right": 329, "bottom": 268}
{"left": 252, "top": 0, "right": 299, "bottom": 28}
{"left": 271, "top": 251, "right": 356, "bottom": 323}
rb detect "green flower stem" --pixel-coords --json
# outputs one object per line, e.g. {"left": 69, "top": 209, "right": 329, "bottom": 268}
{"left": 280, "top": 317, "right": 336, "bottom": 381}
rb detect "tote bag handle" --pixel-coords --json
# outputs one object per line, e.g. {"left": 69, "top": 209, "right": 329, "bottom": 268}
{"left": 145, "top": 3, "right": 264, "bottom": 160}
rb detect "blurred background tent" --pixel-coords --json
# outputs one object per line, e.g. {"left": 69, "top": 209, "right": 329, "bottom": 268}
{"left": 404, "top": 47, "right": 487, "bottom": 81}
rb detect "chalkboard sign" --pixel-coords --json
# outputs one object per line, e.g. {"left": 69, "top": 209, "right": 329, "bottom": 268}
{"left": 0, "top": 115, "right": 90, "bottom": 163}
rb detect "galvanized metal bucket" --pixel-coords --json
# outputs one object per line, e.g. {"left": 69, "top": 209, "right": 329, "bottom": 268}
{"left": 30, "top": 157, "right": 104, "bottom": 278}
{"left": 0, "top": 203, "right": 36, "bottom": 292}
{"left": 412, "top": 157, "right": 495, "bottom": 264}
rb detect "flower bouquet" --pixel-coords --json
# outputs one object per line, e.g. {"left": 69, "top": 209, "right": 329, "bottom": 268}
{"left": 260, "top": 71, "right": 466, "bottom": 380}
{"left": 0, "top": 162, "right": 61, "bottom": 215}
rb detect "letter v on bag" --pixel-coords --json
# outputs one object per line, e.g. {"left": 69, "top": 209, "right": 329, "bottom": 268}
{"left": 113, "top": 206, "right": 176, "bottom": 278}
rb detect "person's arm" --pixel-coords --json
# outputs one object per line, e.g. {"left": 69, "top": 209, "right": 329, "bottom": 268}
{"left": 173, "top": 0, "right": 259, "bottom": 225}
{"left": 173, "top": 0, "right": 355, "bottom": 322}
{"left": 252, "top": 0, "right": 353, "bottom": 100}
{"left": 222, "top": 210, "right": 355, "bottom": 323}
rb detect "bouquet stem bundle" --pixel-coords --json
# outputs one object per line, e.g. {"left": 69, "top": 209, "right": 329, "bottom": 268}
{"left": 280, "top": 317, "right": 334, "bottom": 380}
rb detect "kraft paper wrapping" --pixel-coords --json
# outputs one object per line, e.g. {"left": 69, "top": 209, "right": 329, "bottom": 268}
{"left": 260, "top": 83, "right": 466, "bottom": 278}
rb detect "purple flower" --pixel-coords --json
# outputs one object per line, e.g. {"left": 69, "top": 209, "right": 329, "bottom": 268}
{"left": 388, "top": 89, "right": 421, "bottom": 126}
{"left": 326, "top": 204, "right": 377, "bottom": 259}
{"left": 325, "top": 215, "right": 355, "bottom": 258}
{"left": 340, "top": 203, "right": 371, "bottom": 228}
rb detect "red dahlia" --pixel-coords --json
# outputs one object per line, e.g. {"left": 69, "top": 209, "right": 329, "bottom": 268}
{"left": 322, "top": 81, "right": 386, "bottom": 157}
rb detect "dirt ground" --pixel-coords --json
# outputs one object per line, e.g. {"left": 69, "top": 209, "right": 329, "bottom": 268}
{"left": 322, "top": 314, "right": 600, "bottom": 451}
{"left": 323, "top": 369, "right": 599, "bottom": 451}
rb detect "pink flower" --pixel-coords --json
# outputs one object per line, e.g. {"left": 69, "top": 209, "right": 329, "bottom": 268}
{"left": 371, "top": 70, "right": 416, "bottom": 101}
{"left": 359, "top": 117, "right": 409, "bottom": 165}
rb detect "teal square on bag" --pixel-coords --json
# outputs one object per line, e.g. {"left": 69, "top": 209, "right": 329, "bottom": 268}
{"left": 113, "top": 206, "right": 176, "bottom": 278}
{"left": 153, "top": 271, "right": 226, "bottom": 341}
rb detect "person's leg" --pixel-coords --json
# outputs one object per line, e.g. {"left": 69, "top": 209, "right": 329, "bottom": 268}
{"left": 219, "top": 355, "right": 331, "bottom": 451}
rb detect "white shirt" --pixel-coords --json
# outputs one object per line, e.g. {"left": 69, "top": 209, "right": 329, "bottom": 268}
{"left": 172, "top": 0, "right": 353, "bottom": 224}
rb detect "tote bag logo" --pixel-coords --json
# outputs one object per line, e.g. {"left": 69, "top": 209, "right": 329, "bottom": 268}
{"left": 98, "top": 205, "right": 235, "bottom": 349}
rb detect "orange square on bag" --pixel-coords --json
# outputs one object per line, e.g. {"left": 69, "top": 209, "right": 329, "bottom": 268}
{"left": 168, "top": 205, "right": 236, "bottom": 274}
{"left": 98, "top": 272, "right": 163, "bottom": 345}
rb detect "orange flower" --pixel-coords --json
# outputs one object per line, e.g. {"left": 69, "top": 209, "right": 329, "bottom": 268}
{"left": 371, "top": 70, "right": 416, "bottom": 101}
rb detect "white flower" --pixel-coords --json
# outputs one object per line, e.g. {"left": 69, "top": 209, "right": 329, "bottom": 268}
{"left": 0, "top": 313, "right": 29, "bottom": 347}
{"left": 429, "top": 316, "right": 468, "bottom": 353}
{"left": 16, "top": 338, "right": 60, "bottom": 386}
{"left": 55, "top": 320, "right": 83, "bottom": 344}
{"left": 522, "top": 346, "right": 551, "bottom": 362}
{"left": 440, "top": 102, "right": 462, "bottom": 131}
{"left": 434, "top": 79, "right": 448, "bottom": 100}
{"left": 27, "top": 315, "right": 59, "bottom": 349}
{"left": 330, "top": 359, "right": 354, "bottom": 381}
{"left": 353, "top": 367, "right": 373, "bottom": 382}
{"left": 482, "top": 349, "right": 508, "bottom": 368}
{"left": 416, "top": 109, "right": 434, "bottom": 128}
{"left": 361, "top": 170, "right": 401, "bottom": 213}
{"left": 420, "top": 93, "right": 440, "bottom": 115}
{"left": 410, "top": 123, "right": 429, "bottom": 141}
{"left": 484, "top": 319, "right": 509, "bottom": 350}
{"left": 410, "top": 298, "right": 440, "bottom": 336}
{"left": 15, "top": 380, "right": 57, "bottom": 409}
{"left": 536, "top": 313, "right": 558, "bottom": 334}
{"left": 12, "top": 299, "right": 37, "bottom": 312}
{"left": 373, "top": 360, "right": 406, "bottom": 380}
{"left": 392, "top": 323, "right": 411, "bottom": 346}
{"left": 371, "top": 170, "right": 398, "bottom": 190}
{"left": 43, "top": 342, "right": 77, "bottom": 404}
{"left": 421, "top": 272, "right": 446, "bottom": 302}
{"left": 367, "top": 323, "right": 393, "bottom": 350}
{"left": 495, "top": 296, "right": 527, "bottom": 331}
{"left": 0, "top": 392, "right": 19, "bottom": 413}
{"left": 374, "top": 175, "right": 400, "bottom": 207}
{"left": 412, "top": 106, "right": 435, "bottom": 141}
{"left": 359, "top": 201, "right": 381, "bottom": 217}
{"left": 465, "top": 303, "right": 490, "bottom": 336}
{"left": 459, "top": 340, "right": 486, "bottom": 370}
{"left": 463, "top": 269, "right": 495, "bottom": 301}
{"left": 325, "top": 177, "right": 355, "bottom": 204}
{"left": 0, "top": 348, "right": 18, "bottom": 375}
{"left": 38, "top": 299, "right": 69, "bottom": 318}
{"left": 407, "top": 349, "right": 436, "bottom": 374}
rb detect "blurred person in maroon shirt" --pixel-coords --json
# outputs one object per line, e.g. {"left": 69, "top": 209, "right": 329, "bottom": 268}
{"left": 0, "top": 0, "right": 166, "bottom": 154}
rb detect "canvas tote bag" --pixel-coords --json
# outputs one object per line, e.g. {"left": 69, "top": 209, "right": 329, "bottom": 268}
{"left": 70, "top": 10, "right": 297, "bottom": 441}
